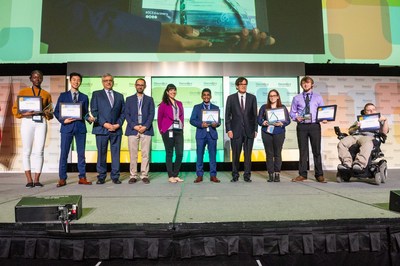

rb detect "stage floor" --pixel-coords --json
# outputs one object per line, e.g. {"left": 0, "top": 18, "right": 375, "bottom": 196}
{"left": 1, "top": 170, "right": 400, "bottom": 225}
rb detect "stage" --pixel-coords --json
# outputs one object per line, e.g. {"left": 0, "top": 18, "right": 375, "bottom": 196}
{"left": 1, "top": 170, "right": 400, "bottom": 265}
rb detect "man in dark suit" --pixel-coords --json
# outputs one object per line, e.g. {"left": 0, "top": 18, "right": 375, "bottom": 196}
{"left": 90, "top": 73, "right": 125, "bottom": 184}
{"left": 225, "top": 77, "right": 258, "bottom": 182}
{"left": 54, "top": 72, "right": 92, "bottom": 187}
{"left": 190, "top": 88, "right": 220, "bottom": 183}
{"left": 125, "top": 78, "right": 155, "bottom": 184}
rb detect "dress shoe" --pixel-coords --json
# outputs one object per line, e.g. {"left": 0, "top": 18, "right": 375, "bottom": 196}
{"left": 168, "top": 177, "right": 177, "bottom": 183}
{"left": 291, "top": 176, "right": 307, "bottom": 182}
{"left": 194, "top": 176, "right": 203, "bottom": 183}
{"left": 78, "top": 178, "right": 92, "bottom": 185}
{"left": 274, "top": 173, "right": 280, "bottom": 182}
{"left": 142, "top": 178, "right": 150, "bottom": 184}
{"left": 230, "top": 177, "right": 238, "bottom": 182}
{"left": 96, "top": 179, "right": 105, "bottom": 185}
{"left": 34, "top": 182, "right": 44, "bottom": 187}
{"left": 26, "top": 182, "right": 34, "bottom": 188}
{"left": 210, "top": 176, "right": 220, "bottom": 183}
{"left": 56, "top": 179, "right": 66, "bottom": 187}
{"left": 174, "top": 177, "right": 184, "bottom": 182}
{"left": 244, "top": 177, "right": 252, "bottom": 183}
{"left": 128, "top": 178, "right": 137, "bottom": 184}
{"left": 352, "top": 164, "right": 363, "bottom": 173}
{"left": 112, "top": 179, "right": 122, "bottom": 184}
{"left": 267, "top": 173, "right": 274, "bottom": 182}
{"left": 316, "top": 176, "right": 327, "bottom": 183}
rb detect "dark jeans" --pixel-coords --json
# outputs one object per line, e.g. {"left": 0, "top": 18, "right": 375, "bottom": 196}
{"left": 161, "top": 130, "right": 184, "bottom": 177}
{"left": 261, "top": 131, "right": 285, "bottom": 174}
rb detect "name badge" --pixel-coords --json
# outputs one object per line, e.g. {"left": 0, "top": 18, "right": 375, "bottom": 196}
{"left": 303, "top": 113, "right": 312, "bottom": 124}
{"left": 169, "top": 131, "right": 173, "bottom": 138}
{"left": 32, "top": 115, "right": 43, "bottom": 122}
{"left": 173, "top": 120, "right": 180, "bottom": 129}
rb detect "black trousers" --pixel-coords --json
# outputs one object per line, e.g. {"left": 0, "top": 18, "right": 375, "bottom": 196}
{"left": 231, "top": 135, "right": 254, "bottom": 178}
{"left": 161, "top": 130, "right": 183, "bottom": 177}
{"left": 261, "top": 131, "right": 285, "bottom": 174}
{"left": 296, "top": 123, "right": 323, "bottom": 178}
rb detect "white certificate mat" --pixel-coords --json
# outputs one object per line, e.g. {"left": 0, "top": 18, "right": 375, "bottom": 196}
{"left": 316, "top": 105, "right": 337, "bottom": 121}
{"left": 266, "top": 107, "right": 286, "bottom": 123}
{"left": 17, "top": 96, "right": 42, "bottom": 113}
{"left": 202, "top": 109, "right": 219, "bottom": 124}
{"left": 60, "top": 102, "right": 82, "bottom": 120}
{"left": 357, "top": 113, "right": 380, "bottom": 132}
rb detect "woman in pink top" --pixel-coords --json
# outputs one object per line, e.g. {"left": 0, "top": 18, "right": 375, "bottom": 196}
{"left": 157, "top": 84, "right": 184, "bottom": 183}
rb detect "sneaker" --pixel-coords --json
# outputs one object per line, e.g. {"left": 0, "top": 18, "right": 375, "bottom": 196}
{"left": 337, "top": 164, "right": 350, "bottom": 170}
{"left": 168, "top": 177, "right": 177, "bottom": 183}
{"left": 352, "top": 164, "right": 363, "bottom": 172}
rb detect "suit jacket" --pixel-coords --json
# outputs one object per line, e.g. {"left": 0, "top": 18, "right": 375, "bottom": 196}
{"left": 225, "top": 92, "right": 258, "bottom": 139}
{"left": 90, "top": 89, "right": 125, "bottom": 135}
{"left": 157, "top": 100, "right": 184, "bottom": 134}
{"left": 54, "top": 91, "right": 89, "bottom": 134}
{"left": 125, "top": 94, "right": 155, "bottom": 136}
{"left": 189, "top": 102, "right": 219, "bottom": 140}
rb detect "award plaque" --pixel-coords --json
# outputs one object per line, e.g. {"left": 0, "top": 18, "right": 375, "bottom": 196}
{"left": 316, "top": 105, "right": 337, "bottom": 122}
{"left": 17, "top": 96, "right": 42, "bottom": 114}
{"left": 60, "top": 102, "right": 82, "bottom": 120}
{"left": 357, "top": 113, "right": 380, "bottom": 132}
{"left": 202, "top": 109, "right": 220, "bottom": 125}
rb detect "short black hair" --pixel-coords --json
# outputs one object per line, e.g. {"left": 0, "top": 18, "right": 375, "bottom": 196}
{"left": 69, "top": 72, "right": 82, "bottom": 81}
{"left": 201, "top": 88, "right": 211, "bottom": 95}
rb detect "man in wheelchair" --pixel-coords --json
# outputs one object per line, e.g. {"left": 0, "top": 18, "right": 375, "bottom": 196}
{"left": 336, "top": 103, "right": 389, "bottom": 183}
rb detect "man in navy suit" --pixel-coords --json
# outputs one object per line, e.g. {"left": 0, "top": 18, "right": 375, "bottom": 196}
{"left": 90, "top": 73, "right": 125, "bottom": 184}
{"left": 125, "top": 78, "right": 155, "bottom": 184}
{"left": 54, "top": 72, "right": 92, "bottom": 187}
{"left": 190, "top": 88, "right": 220, "bottom": 183}
{"left": 225, "top": 77, "right": 258, "bottom": 182}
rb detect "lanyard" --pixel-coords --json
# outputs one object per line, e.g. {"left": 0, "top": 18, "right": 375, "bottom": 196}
{"left": 32, "top": 87, "right": 42, "bottom": 97}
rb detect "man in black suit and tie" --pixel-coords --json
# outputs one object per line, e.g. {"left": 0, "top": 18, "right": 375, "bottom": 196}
{"left": 90, "top": 73, "right": 125, "bottom": 184}
{"left": 225, "top": 77, "right": 258, "bottom": 182}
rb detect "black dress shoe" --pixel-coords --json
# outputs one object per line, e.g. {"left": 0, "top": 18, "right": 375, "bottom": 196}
{"left": 112, "top": 179, "right": 121, "bottom": 184}
{"left": 230, "top": 177, "right": 238, "bottom": 182}
{"left": 244, "top": 177, "right": 252, "bottom": 183}
{"left": 96, "top": 179, "right": 105, "bottom": 185}
{"left": 34, "top": 182, "right": 44, "bottom": 187}
{"left": 26, "top": 182, "right": 34, "bottom": 188}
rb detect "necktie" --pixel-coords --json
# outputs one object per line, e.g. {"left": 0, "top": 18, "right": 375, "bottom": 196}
{"left": 305, "top": 93, "right": 310, "bottom": 114}
{"left": 107, "top": 90, "right": 114, "bottom": 107}
{"left": 240, "top": 95, "right": 244, "bottom": 112}
{"left": 73, "top": 92, "right": 78, "bottom": 103}
{"left": 205, "top": 104, "right": 209, "bottom": 110}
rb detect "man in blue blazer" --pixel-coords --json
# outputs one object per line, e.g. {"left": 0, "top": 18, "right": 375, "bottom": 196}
{"left": 125, "top": 78, "right": 155, "bottom": 184}
{"left": 225, "top": 77, "right": 258, "bottom": 182}
{"left": 54, "top": 72, "right": 92, "bottom": 187}
{"left": 90, "top": 74, "right": 125, "bottom": 184}
{"left": 190, "top": 88, "right": 221, "bottom": 183}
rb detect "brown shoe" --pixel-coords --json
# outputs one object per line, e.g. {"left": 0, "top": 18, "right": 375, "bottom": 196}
{"left": 291, "top": 176, "right": 307, "bottom": 182}
{"left": 57, "top": 179, "right": 66, "bottom": 187}
{"left": 78, "top": 178, "right": 92, "bottom": 185}
{"left": 194, "top": 176, "right": 203, "bottom": 183}
{"left": 210, "top": 176, "right": 220, "bottom": 183}
{"left": 142, "top": 178, "right": 150, "bottom": 184}
{"left": 316, "top": 176, "right": 327, "bottom": 183}
{"left": 128, "top": 178, "right": 137, "bottom": 184}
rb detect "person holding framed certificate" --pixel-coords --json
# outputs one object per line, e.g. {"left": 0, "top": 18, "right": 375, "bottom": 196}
{"left": 257, "top": 89, "right": 291, "bottom": 182}
{"left": 54, "top": 72, "right": 92, "bottom": 187}
{"left": 337, "top": 103, "right": 389, "bottom": 172}
{"left": 289, "top": 76, "right": 327, "bottom": 183}
{"left": 12, "top": 70, "right": 54, "bottom": 188}
{"left": 190, "top": 88, "right": 221, "bottom": 183}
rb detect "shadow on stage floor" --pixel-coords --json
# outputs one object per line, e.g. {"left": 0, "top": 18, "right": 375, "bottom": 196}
{"left": 1, "top": 170, "right": 400, "bottom": 265}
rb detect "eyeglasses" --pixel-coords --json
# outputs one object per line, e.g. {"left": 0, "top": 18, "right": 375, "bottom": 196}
{"left": 238, "top": 83, "right": 247, "bottom": 86}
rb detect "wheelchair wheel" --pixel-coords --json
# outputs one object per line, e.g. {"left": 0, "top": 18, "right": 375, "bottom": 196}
{"left": 380, "top": 161, "right": 387, "bottom": 183}
{"left": 374, "top": 172, "right": 381, "bottom": 185}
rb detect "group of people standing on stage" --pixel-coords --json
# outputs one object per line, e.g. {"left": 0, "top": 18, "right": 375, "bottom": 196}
{"left": 12, "top": 71, "right": 389, "bottom": 188}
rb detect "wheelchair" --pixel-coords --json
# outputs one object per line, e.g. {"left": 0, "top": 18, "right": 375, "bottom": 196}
{"left": 334, "top": 126, "right": 387, "bottom": 185}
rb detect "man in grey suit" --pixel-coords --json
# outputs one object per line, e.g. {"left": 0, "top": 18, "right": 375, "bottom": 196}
{"left": 90, "top": 73, "right": 125, "bottom": 184}
{"left": 225, "top": 77, "right": 258, "bottom": 182}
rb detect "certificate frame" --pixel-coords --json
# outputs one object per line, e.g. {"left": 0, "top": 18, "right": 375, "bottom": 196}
{"left": 357, "top": 113, "right": 381, "bottom": 132}
{"left": 17, "top": 96, "right": 42, "bottom": 114}
{"left": 202, "top": 109, "right": 220, "bottom": 125}
{"left": 316, "top": 104, "right": 337, "bottom": 122}
{"left": 60, "top": 102, "right": 82, "bottom": 120}
{"left": 266, "top": 107, "right": 287, "bottom": 123}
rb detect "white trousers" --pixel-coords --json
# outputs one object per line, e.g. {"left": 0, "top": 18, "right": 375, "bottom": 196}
{"left": 20, "top": 118, "right": 47, "bottom": 173}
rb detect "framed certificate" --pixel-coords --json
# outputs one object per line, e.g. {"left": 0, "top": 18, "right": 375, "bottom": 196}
{"left": 17, "top": 96, "right": 42, "bottom": 113}
{"left": 316, "top": 105, "right": 337, "bottom": 122}
{"left": 202, "top": 109, "right": 219, "bottom": 124}
{"left": 60, "top": 102, "right": 82, "bottom": 120}
{"left": 357, "top": 113, "right": 380, "bottom": 132}
{"left": 266, "top": 107, "right": 286, "bottom": 123}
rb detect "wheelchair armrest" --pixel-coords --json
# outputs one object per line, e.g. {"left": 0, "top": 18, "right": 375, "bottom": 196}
{"left": 375, "top": 132, "right": 387, "bottom": 144}
{"left": 334, "top": 126, "right": 348, "bottom": 140}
